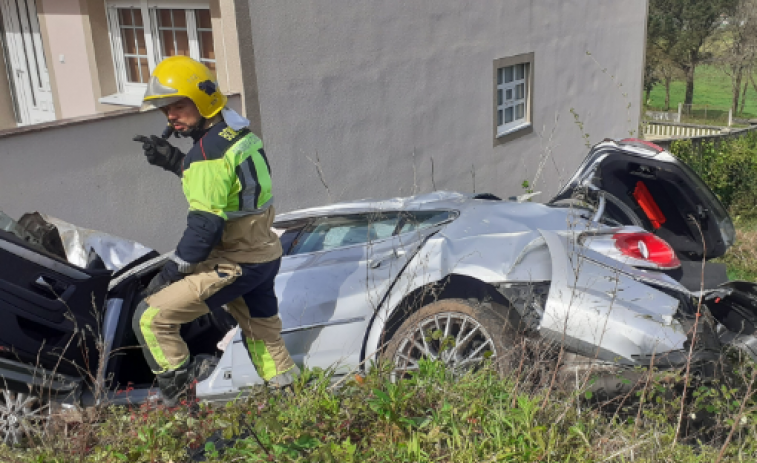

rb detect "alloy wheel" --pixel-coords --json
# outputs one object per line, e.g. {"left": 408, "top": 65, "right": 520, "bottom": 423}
{"left": 0, "top": 390, "right": 49, "bottom": 446}
{"left": 392, "top": 313, "right": 497, "bottom": 379}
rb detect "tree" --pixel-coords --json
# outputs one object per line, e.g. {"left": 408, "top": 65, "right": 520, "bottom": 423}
{"left": 712, "top": 0, "right": 757, "bottom": 114}
{"left": 649, "top": 0, "right": 739, "bottom": 105}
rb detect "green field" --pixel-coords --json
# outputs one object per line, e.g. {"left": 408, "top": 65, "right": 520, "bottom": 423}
{"left": 646, "top": 65, "right": 757, "bottom": 121}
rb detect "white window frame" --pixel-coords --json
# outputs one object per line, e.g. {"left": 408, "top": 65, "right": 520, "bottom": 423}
{"left": 103, "top": 0, "right": 214, "bottom": 105}
{"left": 493, "top": 53, "right": 534, "bottom": 143}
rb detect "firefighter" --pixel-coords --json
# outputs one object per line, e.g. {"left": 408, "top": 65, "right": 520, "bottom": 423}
{"left": 132, "top": 56, "right": 298, "bottom": 406}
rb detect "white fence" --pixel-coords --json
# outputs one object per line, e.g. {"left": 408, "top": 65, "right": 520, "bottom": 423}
{"left": 643, "top": 121, "right": 725, "bottom": 139}
{"left": 645, "top": 110, "right": 680, "bottom": 123}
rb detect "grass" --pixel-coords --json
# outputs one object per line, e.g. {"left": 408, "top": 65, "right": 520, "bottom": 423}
{"left": 718, "top": 219, "right": 757, "bottom": 282}
{"left": 2, "top": 358, "right": 757, "bottom": 462}
{"left": 3, "top": 312, "right": 757, "bottom": 463}
{"left": 646, "top": 65, "right": 757, "bottom": 122}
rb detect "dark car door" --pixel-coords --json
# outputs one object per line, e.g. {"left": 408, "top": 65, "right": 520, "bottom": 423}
{"left": 0, "top": 230, "right": 111, "bottom": 377}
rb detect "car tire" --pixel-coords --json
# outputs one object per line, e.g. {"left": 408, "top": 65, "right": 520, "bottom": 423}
{"left": 0, "top": 390, "right": 50, "bottom": 446}
{"left": 381, "top": 298, "right": 523, "bottom": 379}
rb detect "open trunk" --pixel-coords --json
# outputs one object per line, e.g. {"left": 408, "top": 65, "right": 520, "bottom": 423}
{"left": 551, "top": 139, "right": 735, "bottom": 262}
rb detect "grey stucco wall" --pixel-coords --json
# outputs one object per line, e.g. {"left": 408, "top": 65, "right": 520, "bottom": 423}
{"left": 0, "top": 2, "right": 647, "bottom": 254}
{"left": 246, "top": 0, "right": 648, "bottom": 208}
{"left": 0, "top": 96, "right": 241, "bottom": 252}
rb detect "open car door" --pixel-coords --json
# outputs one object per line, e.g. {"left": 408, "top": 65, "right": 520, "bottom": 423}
{"left": 0, "top": 230, "right": 110, "bottom": 378}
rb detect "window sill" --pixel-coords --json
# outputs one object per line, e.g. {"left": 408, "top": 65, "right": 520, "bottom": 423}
{"left": 98, "top": 92, "right": 145, "bottom": 108}
{"left": 494, "top": 122, "right": 533, "bottom": 146}
{"left": 497, "top": 122, "right": 531, "bottom": 138}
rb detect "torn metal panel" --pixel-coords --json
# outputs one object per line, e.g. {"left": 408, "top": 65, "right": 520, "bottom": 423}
{"left": 44, "top": 215, "right": 154, "bottom": 271}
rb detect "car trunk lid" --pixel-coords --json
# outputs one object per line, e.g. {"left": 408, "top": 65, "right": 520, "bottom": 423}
{"left": 551, "top": 139, "right": 735, "bottom": 261}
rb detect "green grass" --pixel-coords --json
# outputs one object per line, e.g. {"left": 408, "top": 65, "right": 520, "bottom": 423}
{"left": 2, "top": 358, "right": 757, "bottom": 462}
{"left": 718, "top": 219, "right": 757, "bottom": 282}
{"left": 646, "top": 65, "right": 757, "bottom": 121}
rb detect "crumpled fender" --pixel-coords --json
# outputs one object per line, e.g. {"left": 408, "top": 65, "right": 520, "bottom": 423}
{"left": 362, "top": 229, "right": 549, "bottom": 362}
{"left": 538, "top": 229, "right": 688, "bottom": 364}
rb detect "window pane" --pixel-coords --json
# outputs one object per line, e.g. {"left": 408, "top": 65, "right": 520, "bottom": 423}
{"left": 504, "top": 66, "right": 514, "bottom": 83}
{"left": 369, "top": 214, "right": 400, "bottom": 241}
{"left": 139, "top": 58, "right": 150, "bottom": 83}
{"left": 133, "top": 9, "right": 143, "bottom": 27}
{"left": 119, "top": 8, "right": 132, "bottom": 26}
{"left": 136, "top": 29, "right": 146, "bottom": 55}
{"left": 175, "top": 30, "right": 190, "bottom": 56}
{"left": 172, "top": 9, "right": 187, "bottom": 28}
{"left": 516, "top": 83, "right": 525, "bottom": 100}
{"left": 506, "top": 89, "right": 513, "bottom": 101}
{"left": 199, "top": 31, "right": 215, "bottom": 60}
{"left": 272, "top": 220, "right": 310, "bottom": 255}
{"left": 505, "top": 106, "right": 514, "bottom": 123}
{"left": 516, "top": 103, "right": 525, "bottom": 119}
{"left": 125, "top": 57, "right": 140, "bottom": 82}
{"left": 197, "top": 9, "right": 212, "bottom": 29}
{"left": 516, "top": 63, "right": 525, "bottom": 80}
{"left": 497, "top": 68, "right": 503, "bottom": 85}
{"left": 289, "top": 214, "right": 399, "bottom": 254}
{"left": 497, "top": 89, "right": 503, "bottom": 106}
{"left": 161, "top": 30, "right": 176, "bottom": 56}
{"left": 159, "top": 9, "right": 173, "bottom": 27}
{"left": 122, "top": 28, "right": 136, "bottom": 55}
{"left": 497, "top": 110, "right": 503, "bottom": 126}
{"left": 399, "top": 211, "right": 455, "bottom": 234}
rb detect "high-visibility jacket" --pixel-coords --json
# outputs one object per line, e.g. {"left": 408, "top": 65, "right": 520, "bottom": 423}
{"left": 175, "top": 121, "right": 282, "bottom": 266}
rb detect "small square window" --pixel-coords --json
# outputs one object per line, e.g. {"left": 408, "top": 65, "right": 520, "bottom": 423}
{"left": 494, "top": 53, "right": 533, "bottom": 143}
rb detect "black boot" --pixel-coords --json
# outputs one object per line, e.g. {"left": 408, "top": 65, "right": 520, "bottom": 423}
{"left": 156, "top": 356, "right": 218, "bottom": 408}
{"left": 156, "top": 361, "right": 194, "bottom": 408}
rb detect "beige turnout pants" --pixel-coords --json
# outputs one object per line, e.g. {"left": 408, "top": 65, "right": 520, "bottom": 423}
{"left": 133, "top": 257, "right": 295, "bottom": 380}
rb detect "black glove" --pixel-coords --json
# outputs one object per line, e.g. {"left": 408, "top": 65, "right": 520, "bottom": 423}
{"left": 142, "top": 261, "right": 187, "bottom": 298}
{"left": 133, "top": 135, "right": 185, "bottom": 176}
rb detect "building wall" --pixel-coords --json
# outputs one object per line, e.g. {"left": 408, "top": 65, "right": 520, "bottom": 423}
{"left": 0, "top": 95, "right": 241, "bottom": 253}
{"left": 210, "top": 0, "right": 243, "bottom": 95}
{"left": 37, "top": 0, "right": 100, "bottom": 119}
{"left": 244, "top": 0, "right": 648, "bottom": 208}
{"left": 80, "top": 0, "right": 121, "bottom": 113}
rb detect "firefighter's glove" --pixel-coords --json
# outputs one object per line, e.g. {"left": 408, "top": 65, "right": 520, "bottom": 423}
{"left": 133, "top": 135, "right": 184, "bottom": 176}
{"left": 144, "top": 256, "right": 197, "bottom": 297}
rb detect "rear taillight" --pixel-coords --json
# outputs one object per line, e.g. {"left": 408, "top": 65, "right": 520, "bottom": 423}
{"left": 612, "top": 232, "right": 680, "bottom": 269}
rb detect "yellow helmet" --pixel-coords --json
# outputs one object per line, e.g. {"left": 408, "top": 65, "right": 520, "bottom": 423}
{"left": 141, "top": 56, "right": 227, "bottom": 119}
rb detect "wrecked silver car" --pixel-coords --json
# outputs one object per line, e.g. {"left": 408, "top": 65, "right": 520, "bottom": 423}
{"left": 0, "top": 138, "right": 753, "bottom": 443}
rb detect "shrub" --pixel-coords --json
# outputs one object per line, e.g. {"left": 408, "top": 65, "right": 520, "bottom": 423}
{"left": 670, "top": 132, "right": 757, "bottom": 217}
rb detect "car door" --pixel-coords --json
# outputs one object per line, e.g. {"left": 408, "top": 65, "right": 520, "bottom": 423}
{"left": 0, "top": 230, "right": 111, "bottom": 377}
{"left": 274, "top": 211, "right": 450, "bottom": 373}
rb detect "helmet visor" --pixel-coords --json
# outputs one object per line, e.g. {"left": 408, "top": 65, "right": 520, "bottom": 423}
{"left": 144, "top": 75, "right": 178, "bottom": 98}
{"left": 140, "top": 95, "right": 186, "bottom": 112}
{"left": 140, "top": 76, "right": 182, "bottom": 111}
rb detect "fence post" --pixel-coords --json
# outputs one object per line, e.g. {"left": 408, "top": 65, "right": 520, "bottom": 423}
{"left": 677, "top": 103, "right": 683, "bottom": 123}
{"left": 729, "top": 108, "right": 733, "bottom": 127}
